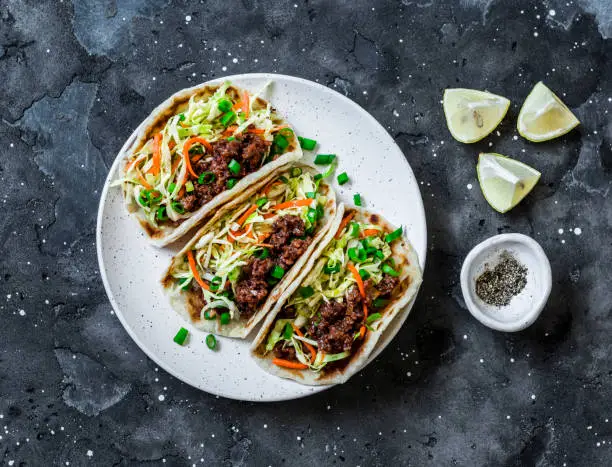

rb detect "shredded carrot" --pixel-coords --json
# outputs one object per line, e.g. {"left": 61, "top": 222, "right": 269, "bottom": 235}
{"left": 232, "top": 100, "right": 242, "bottom": 111}
{"left": 125, "top": 156, "right": 144, "bottom": 174}
{"left": 223, "top": 125, "right": 238, "bottom": 136}
{"left": 347, "top": 262, "right": 365, "bottom": 299}
{"left": 359, "top": 326, "right": 366, "bottom": 339}
{"left": 361, "top": 229, "right": 380, "bottom": 238}
{"left": 257, "top": 231, "right": 271, "bottom": 242}
{"left": 272, "top": 199, "right": 313, "bottom": 211}
{"left": 246, "top": 128, "right": 265, "bottom": 135}
{"left": 335, "top": 212, "right": 355, "bottom": 239}
{"left": 147, "top": 133, "right": 162, "bottom": 175}
{"left": 178, "top": 187, "right": 185, "bottom": 198}
{"left": 262, "top": 180, "right": 283, "bottom": 196}
{"left": 242, "top": 90, "right": 250, "bottom": 118}
{"left": 263, "top": 213, "right": 276, "bottom": 219}
{"left": 237, "top": 205, "right": 257, "bottom": 226}
{"left": 182, "top": 146, "right": 198, "bottom": 183}
{"left": 363, "top": 302, "right": 368, "bottom": 320}
{"left": 135, "top": 167, "right": 153, "bottom": 190}
{"left": 187, "top": 250, "right": 209, "bottom": 291}
{"left": 272, "top": 358, "right": 308, "bottom": 370}
{"left": 184, "top": 136, "right": 213, "bottom": 154}
{"left": 190, "top": 153, "right": 204, "bottom": 163}
{"left": 292, "top": 325, "right": 317, "bottom": 360}
{"left": 256, "top": 243, "right": 273, "bottom": 248}
{"left": 168, "top": 140, "right": 176, "bottom": 150}
{"left": 273, "top": 124, "right": 290, "bottom": 132}
{"left": 171, "top": 156, "right": 181, "bottom": 175}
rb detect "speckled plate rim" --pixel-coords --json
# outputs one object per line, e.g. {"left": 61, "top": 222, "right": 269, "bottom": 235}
{"left": 96, "top": 73, "right": 427, "bottom": 401}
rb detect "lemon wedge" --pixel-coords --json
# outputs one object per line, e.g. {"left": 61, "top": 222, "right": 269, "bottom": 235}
{"left": 443, "top": 89, "right": 510, "bottom": 143}
{"left": 517, "top": 82, "right": 580, "bottom": 142}
{"left": 477, "top": 153, "right": 541, "bottom": 213}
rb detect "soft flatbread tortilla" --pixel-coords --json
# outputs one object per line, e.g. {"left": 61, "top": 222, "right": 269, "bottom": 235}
{"left": 250, "top": 206, "right": 422, "bottom": 385}
{"left": 161, "top": 164, "right": 337, "bottom": 338}
{"left": 118, "top": 81, "right": 302, "bottom": 247}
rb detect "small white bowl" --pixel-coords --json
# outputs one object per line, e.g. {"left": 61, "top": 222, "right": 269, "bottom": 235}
{"left": 460, "top": 233, "right": 551, "bottom": 332}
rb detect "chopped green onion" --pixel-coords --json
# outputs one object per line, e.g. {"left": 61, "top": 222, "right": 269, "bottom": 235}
{"left": 256, "top": 197, "right": 268, "bottom": 208}
{"left": 353, "top": 193, "right": 362, "bottom": 206}
{"left": 366, "top": 313, "right": 382, "bottom": 324}
{"left": 228, "top": 267, "right": 241, "bottom": 282}
{"left": 359, "top": 269, "right": 370, "bottom": 280}
{"left": 337, "top": 172, "right": 349, "bottom": 185}
{"left": 300, "top": 286, "right": 314, "bottom": 298}
{"left": 173, "top": 327, "right": 188, "bottom": 345}
{"left": 290, "top": 167, "right": 302, "bottom": 177}
{"left": 228, "top": 159, "right": 241, "bottom": 175}
{"left": 375, "top": 250, "right": 385, "bottom": 260}
{"left": 271, "top": 265, "right": 285, "bottom": 279}
{"left": 227, "top": 136, "right": 235, "bottom": 141}
{"left": 279, "top": 175, "right": 289, "bottom": 184}
{"left": 256, "top": 248, "right": 269, "bottom": 259}
{"left": 227, "top": 178, "right": 237, "bottom": 189}
{"left": 282, "top": 323, "right": 293, "bottom": 340}
{"left": 168, "top": 183, "right": 176, "bottom": 193}
{"left": 218, "top": 98, "right": 232, "bottom": 112}
{"left": 185, "top": 181, "right": 195, "bottom": 192}
{"left": 313, "top": 174, "right": 322, "bottom": 182}
{"left": 198, "top": 172, "right": 215, "bottom": 185}
{"left": 314, "top": 154, "right": 336, "bottom": 165}
{"left": 306, "top": 191, "right": 316, "bottom": 199}
{"left": 149, "top": 191, "right": 162, "bottom": 204}
{"left": 220, "top": 312, "right": 231, "bottom": 325}
{"left": 220, "top": 111, "right": 236, "bottom": 127}
{"left": 178, "top": 113, "right": 186, "bottom": 122}
{"left": 373, "top": 298, "right": 389, "bottom": 308}
{"left": 385, "top": 226, "right": 403, "bottom": 243}
{"left": 205, "top": 334, "right": 217, "bottom": 350}
{"left": 349, "top": 222, "right": 360, "bottom": 237}
{"left": 156, "top": 206, "right": 167, "bottom": 221}
{"left": 171, "top": 201, "right": 185, "bottom": 214}
{"left": 306, "top": 208, "right": 318, "bottom": 225}
{"left": 138, "top": 191, "right": 150, "bottom": 207}
{"left": 323, "top": 262, "right": 341, "bottom": 274}
{"left": 382, "top": 263, "right": 400, "bottom": 277}
{"left": 210, "top": 276, "right": 223, "bottom": 292}
{"left": 297, "top": 136, "right": 317, "bottom": 150}
{"left": 348, "top": 247, "right": 366, "bottom": 263}
{"left": 315, "top": 204, "right": 324, "bottom": 220}
{"left": 178, "top": 277, "right": 191, "bottom": 290}
{"left": 278, "top": 127, "right": 294, "bottom": 137}
{"left": 188, "top": 144, "right": 204, "bottom": 155}
{"left": 274, "top": 134, "right": 289, "bottom": 150}
{"left": 204, "top": 310, "right": 216, "bottom": 320}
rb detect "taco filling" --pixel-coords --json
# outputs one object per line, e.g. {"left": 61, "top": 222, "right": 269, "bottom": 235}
{"left": 119, "top": 82, "right": 296, "bottom": 229}
{"left": 263, "top": 211, "right": 405, "bottom": 372}
{"left": 165, "top": 168, "right": 328, "bottom": 326}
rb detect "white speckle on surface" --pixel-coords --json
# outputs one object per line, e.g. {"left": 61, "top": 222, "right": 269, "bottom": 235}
{"left": 86, "top": 450, "right": 93, "bottom": 457}
{"left": 232, "top": 58, "right": 238, "bottom": 63}
{"left": 407, "top": 371, "right": 412, "bottom": 376}
{"left": 467, "top": 183, "right": 473, "bottom": 190}
{"left": 587, "top": 425, "right": 593, "bottom": 430}
{"left": 558, "top": 228, "right": 564, "bottom": 234}
{"left": 158, "top": 394, "right": 165, "bottom": 401}
{"left": 531, "top": 394, "right": 536, "bottom": 400}
{"left": 479, "top": 358, "right": 484, "bottom": 363}
{"left": 19, "top": 309, "right": 25, "bottom": 316}
{"left": 549, "top": 9, "right": 556, "bottom": 16}
{"left": 297, "top": 436, "right": 301, "bottom": 441}
{"left": 534, "top": 31, "right": 539, "bottom": 37}
{"left": 222, "top": 66, "right": 227, "bottom": 71}
{"left": 185, "top": 15, "right": 191, "bottom": 22}
{"left": 263, "top": 424, "right": 267, "bottom": 428}
{"left": 510, "top": 358, "right": 515, "bottom": 362}
{"left": 574, "top": 227, "right": 582, "bottom": 235}
{"left": 8, "top": 461, "right": 14, "bottom": 466}
{"left": 507, "top": 415, "right": 511, "bottom": 419}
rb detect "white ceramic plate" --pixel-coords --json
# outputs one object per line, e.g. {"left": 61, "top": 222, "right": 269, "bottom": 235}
{"left": 97, "top": 73, "right": 427, "bottom": 401}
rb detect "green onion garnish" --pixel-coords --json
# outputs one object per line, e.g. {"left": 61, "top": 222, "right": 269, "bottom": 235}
{"left": 138, "top": 191, "right": 150, "bottom": 207}
{"left": 204, "top": 310, "right": 216, "bottom": 320}
{"left": 185, "top": 181, "right": 195, "bottom": 192}
{"left": 373, "top": 298, "right": 389, "bottom": 308}
{"left": 314, "top": 154, "right": 336, "bottom": 165}
{"left": 228, "top": 267, "right": 241, "bottom": 282}
{"left": 382, "top": 263, "right": 400, "bottom": 277}
{"left": 290, "top": 167, "right": 302, "bottom": 177}
{"left": 168, "top": 183, "right": 176, "bottom": 193}
{"left": 300, "top": 286, "right": 314, "bottom": 298}
{"left": 205, "top": 334, "right": 217, "bottom": 350}
{"left": 279, "top": 175, "right": 289, "bottom": 184}
{"left": 359, "top": 269, "right": 370, "bottom": 280}
{"left": 274, "top": 134, "right": 289, "bottom": 150}
{"left": 256, "top": 248, "right": 269, "bottom": 259}
{"left": 227, "top": 136, "right": 235, "bottom": 141}
{"left": 305, "top": 191, "right": 316, "bottom": 199}
{"left": 218, "top": 99, "right": 232, "bottom": 112}
{"left": 271, "top": 265, "right": 285, "bottom": 279}
{"left": 149, "top": 191, "right": 162, "bottom": 204}
{"left": 178, "top": 113, "right": 186, "bottom": 121}
{"left": 375, "top": 250, "right": 385, "bottom": 260}
{"left": 227, "top": 178, "right": 237, "bottom": 189}
{"left": 349, "top": 222, "right": 360, "bottom": 237}
{"left": 220, "top": 111, "right": 236, "bottom": 127}
{"left": 228, "top": 159, "right": 241, "bottom": 175}
{"left": 210, "top": 276, "right": 223, "bottom": 292}
{"left": 297, "top": 136, "right": 317, "bottom": 150}
{"left": 337, "top": 172, "right": 349, "bottom": 185}
{"left": 178, "top": 277, "right": 191, "bottom": 290}
{"left": 220, "top": 312, "right": 230, "bottom": 325}
{"left": 198, "top": 172, "right": 216, "bottom": 185}
{"left": 323, "top": 262, "right": 341, "bottom": 274}
{"left": 173, "top": 327, "right": 188, "bottom": 345}
{"left": 171, "top": 201, "right": 185, "bottom": 214}
{"left": 385, "top": 226, "right": 402, "bottom": 243}
{"left": 348, "top": 247, "right": 366, "bottom": 263}
{"left": 306, "top": 208, "right": 318, "bottom": 225}
{"left": 282, "top": 323, "right": 293, "bottom": 340}
{"left": 256, "top": 197, "right": 268, "bottom": 208}
{"left": 366, "top": 313, "right": 382, "bottom": 324}
{"left": 267, "top": 278, "right": 279, "bottom": 286}
{"left": 353, "top": 193, "right": 362, "bottom": 206}
{"left": 156, "top": 206, "right": 167, "bottom": 221}
{"left": 278, "top": 127, "right": 294, "bottom": 137}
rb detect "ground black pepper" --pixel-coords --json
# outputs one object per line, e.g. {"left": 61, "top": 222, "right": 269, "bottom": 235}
{"left": 475, "top": 250, "right": 527, "bottom": 306}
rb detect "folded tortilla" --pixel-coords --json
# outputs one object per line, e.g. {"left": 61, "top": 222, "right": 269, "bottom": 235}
{"left": 119, "top": 81, "right": 302, "bottom": 247}
{"left": 250, "top": 206, "right": 423, "bottom": 385}
{"left": 161, "top": 164, "right": 338, "bottom": 338}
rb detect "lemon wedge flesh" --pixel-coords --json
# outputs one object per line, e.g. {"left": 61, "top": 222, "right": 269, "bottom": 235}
{"left": 517, "top": 82, "right": 580, "bottom": 142}
{"left": 477, "top": 153, "right": 541, "bottom": 213}
{"left": 443, "top": 89, "right": 510, "bottom": 143}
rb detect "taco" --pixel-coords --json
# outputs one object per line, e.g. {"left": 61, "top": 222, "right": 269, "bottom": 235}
{"left": 117, "top": 81, "right": 302, "bottom": 246}
{"left": 161, "top": 164, "right": 338, "bottom": 338}
{"left": 250, "top": 206, "right": 423, "bottom": 385}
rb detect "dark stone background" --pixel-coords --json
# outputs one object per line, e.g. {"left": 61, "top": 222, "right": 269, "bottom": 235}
{"left": 1, "top": 0, "right": 611, "bottom": 465}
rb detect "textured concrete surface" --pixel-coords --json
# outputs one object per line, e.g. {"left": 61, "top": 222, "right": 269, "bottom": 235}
{"left": 1, "top": 0, "right": 611, "bottom": 465}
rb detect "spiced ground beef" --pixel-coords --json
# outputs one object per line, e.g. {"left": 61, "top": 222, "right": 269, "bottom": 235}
{"left": 234, "top": 216, "right": 312, "bottom": 316}
{"left": 364, "top": 274, "right": 400, "bottom": 308}
{"left": 273, "top": 341, "right": 296, "bottom": 360}
{"left": 179, "top": 134, "right": 270, "bottom": 212}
